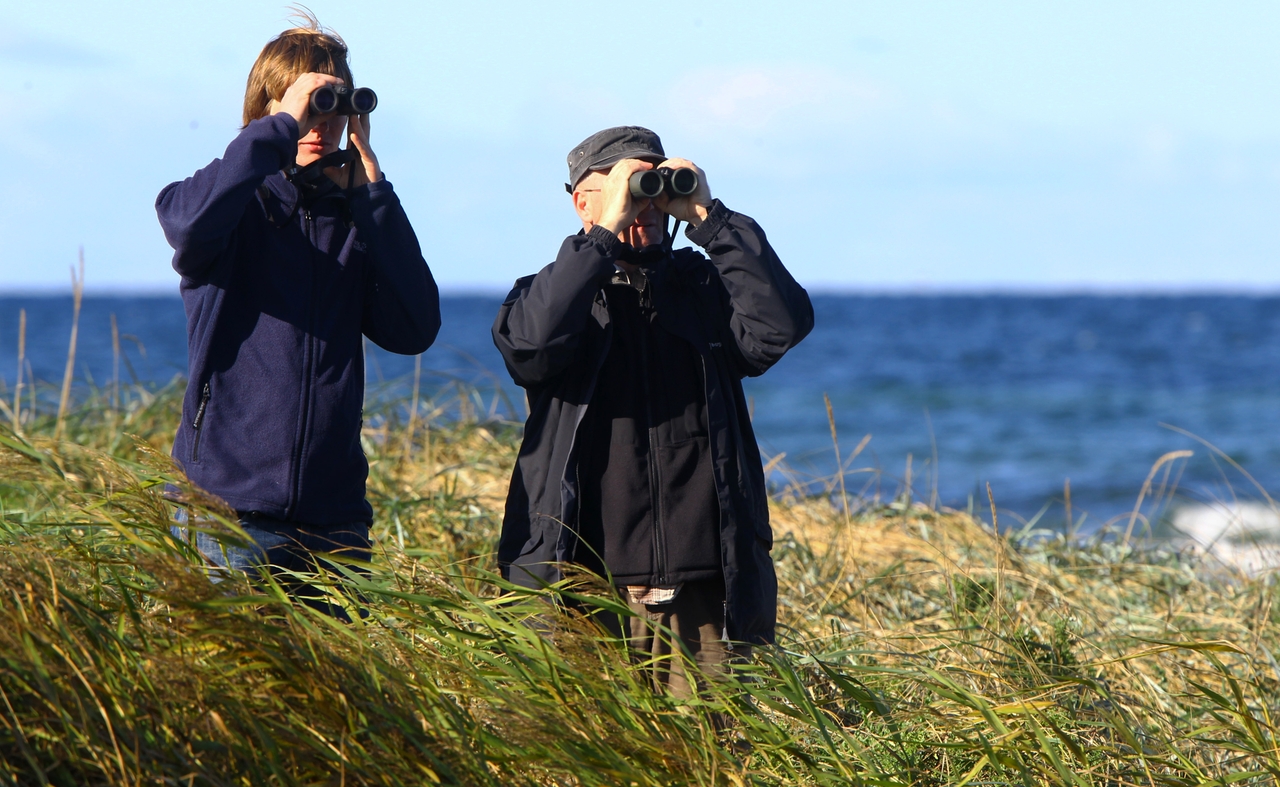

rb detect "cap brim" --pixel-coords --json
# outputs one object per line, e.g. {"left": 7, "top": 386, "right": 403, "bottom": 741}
{"left": 569, "top": 150, "right": 666, "bottom": 191}
{"left": 568, "top": 149, "right": 667, "bottom": 192}
{"left": 588, "top": 150, "right": 666, "bottom": 172}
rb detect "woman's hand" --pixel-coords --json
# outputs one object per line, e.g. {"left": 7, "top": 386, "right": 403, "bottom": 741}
{"left": 327, "top": 112, "right": 381, "bottom": 187}
{"left": 272, "top": 72, "right": 343, "bottom": 137}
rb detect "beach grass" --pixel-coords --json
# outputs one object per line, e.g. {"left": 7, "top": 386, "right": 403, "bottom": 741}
{"left": 0, "top": 368, "right": 1278, "bottom": 786}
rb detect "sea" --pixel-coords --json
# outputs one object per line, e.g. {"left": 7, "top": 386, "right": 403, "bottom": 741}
{"left": 2, "top": 293, "right": 1279, "bottom": 538}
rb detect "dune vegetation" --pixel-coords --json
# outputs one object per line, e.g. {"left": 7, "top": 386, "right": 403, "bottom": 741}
{"left": 0, "top": 342, "right": 1278, "bottom": 785}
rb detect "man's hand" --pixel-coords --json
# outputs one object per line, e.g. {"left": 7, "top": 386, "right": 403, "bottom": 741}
{"left": 326, "top": 113, "right": 382, "bottom": 187}
{"left": 653, "top": 158, "right": 711, "bottom": 227}
{"left": 596, "top": 159, "right": 654, "bottom": 236}
{"left": 273, "top": 72, "right": 344, "bottom": 137}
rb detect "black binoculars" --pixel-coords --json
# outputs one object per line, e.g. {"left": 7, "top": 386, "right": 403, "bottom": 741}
{"left": 309, "top": 85, "right": 378, "bottom": 116}
{"left": 629, "top": 167, "right": 699, "bottom": 199}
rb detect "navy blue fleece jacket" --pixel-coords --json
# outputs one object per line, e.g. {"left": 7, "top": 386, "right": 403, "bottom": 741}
{"left": 156, "top": 113, "right": 440, "bottom": 525}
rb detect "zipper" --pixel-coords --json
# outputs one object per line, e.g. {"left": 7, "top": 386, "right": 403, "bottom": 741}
{"left": 191, "top": 383, "right": 210, "bottom": 461}
{"left": 287, "top": 208, "right": 318, "bottom": 518}
{"left": 647, "top": 426, "right": 667, "bottom": 583}
{"left": 636, "top": 282, "right": 668, "bottom": 584}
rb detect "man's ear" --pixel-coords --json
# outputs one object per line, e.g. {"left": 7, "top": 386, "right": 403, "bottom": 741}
{"left": 572, "top": 189, "right": 593, "bottom": 228}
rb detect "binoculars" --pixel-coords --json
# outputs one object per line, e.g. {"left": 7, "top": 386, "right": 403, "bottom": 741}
{"left": 309, "top": 85, "right": 378, "bottom": 116}
{"left": 629, "top": 167, "right": 699, "bottom": 199}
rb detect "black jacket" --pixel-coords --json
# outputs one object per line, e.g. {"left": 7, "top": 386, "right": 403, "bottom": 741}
{"left": 492, "top": 201, "right": 813, "bottom": 644}
{"left": 575, "top": 268, "right": 723, "bottom": 586}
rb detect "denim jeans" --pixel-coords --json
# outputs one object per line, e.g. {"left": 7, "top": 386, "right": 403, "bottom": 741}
{"left": 173, "top": 511, "right": 371, "bottom": 618}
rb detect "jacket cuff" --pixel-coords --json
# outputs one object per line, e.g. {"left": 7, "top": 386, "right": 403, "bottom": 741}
{"left": 350, "top": 178, "right": 395, "bottom": 205}
{"left": 272, "top": 112, "right": 300, "bottom": 142}
{"left": 684, "top": 199, "right": 733, "bottom": 248}
{"left": 586, "top": 224, "right": 623, "bottom": 258}
{"left": 245, "top": 113, "right": 300, "bottom": 166}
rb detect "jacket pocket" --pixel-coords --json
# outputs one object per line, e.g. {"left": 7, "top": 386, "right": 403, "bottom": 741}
{"left": 508, "top": 523, "right": 557, "bottom": 589}
{"left": 654, "top": 436, "right": 721, "bottom": 574}
{"left": 517, "top": 526, "right": 547, "bottom": 561}
{"left": 190, "top": 383, "right": 211, "bottom": 463}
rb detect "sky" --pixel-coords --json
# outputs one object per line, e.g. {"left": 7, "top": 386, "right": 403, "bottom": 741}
{"left": 5, "top": 1, "right": 1280, "bottom": 292}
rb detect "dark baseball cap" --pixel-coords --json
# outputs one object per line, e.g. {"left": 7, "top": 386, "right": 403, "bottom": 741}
{"left": 565, "top": 126, "right": 666, "bottom": 193}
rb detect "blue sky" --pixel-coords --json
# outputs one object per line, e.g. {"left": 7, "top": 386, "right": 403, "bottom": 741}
{"left": 5, "top": 1, "right": 1280, "bottom": 292}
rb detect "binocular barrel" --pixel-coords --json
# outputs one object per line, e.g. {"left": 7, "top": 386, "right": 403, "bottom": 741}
{"left": 629, "top": 167, "right": 699, "bottom": 199}
{"left": 309, "top": 85, "right": 378, "bottom": 116}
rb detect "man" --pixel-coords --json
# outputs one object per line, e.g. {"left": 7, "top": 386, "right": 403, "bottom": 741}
{"left": 492, "top": 126, "right": 813, "bottom": 692}
{"left": 156, "top": 18, "right": 439, "bottom": 607}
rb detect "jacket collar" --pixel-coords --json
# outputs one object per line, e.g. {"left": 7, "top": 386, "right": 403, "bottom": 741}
{"left": 600, "top": 255, "right": 708, "bottom": 351}
{"left": 261, "top": 170, "right": 350, "bottom": 227}
{"left": 263, "top": 169, "right": 348, "bottom": 204}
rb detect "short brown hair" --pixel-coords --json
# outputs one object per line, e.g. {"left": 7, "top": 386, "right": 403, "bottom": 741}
{"left": 242, "top": 13, "right": 353, "bottom": 127}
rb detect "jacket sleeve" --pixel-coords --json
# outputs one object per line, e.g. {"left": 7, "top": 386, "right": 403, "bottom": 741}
{"left": 351, "top": 179, "right": 441, "bottom": 355}
{"left": 155, "top": 113, "right": 299, "bottom": 280}
{"left": 492, "top": 225, "right": 620, "bottom": 388}
{"left": 686, "top": 200, "right": 814, "bottom": 377}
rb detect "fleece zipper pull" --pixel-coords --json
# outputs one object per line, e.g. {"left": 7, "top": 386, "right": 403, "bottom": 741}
{"left": 190, "top": 383, "right": 210, "bottom": 461}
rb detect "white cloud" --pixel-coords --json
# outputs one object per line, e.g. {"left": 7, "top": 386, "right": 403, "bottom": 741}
{"left": 662, "top": 65, "right": 885, "bottom": 136}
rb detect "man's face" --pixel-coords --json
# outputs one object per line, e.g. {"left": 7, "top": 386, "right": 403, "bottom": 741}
{"left": 576, "top": 165, "right": 665, "bottom": 249}
{"left": 296, "top": 115, "right": 346, "bottom": 168}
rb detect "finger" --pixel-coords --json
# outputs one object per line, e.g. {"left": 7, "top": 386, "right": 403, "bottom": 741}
{"left": 349, "top": 126, "right": 379, "bottom": 177}
{"left": 298, "top": 75, "right": 342, "bottom": 118}
{"left": 349, "top": 128, "right": 372, "bottom": 158}
{"left": 612, "top": 158, "right": 653, "bottom": 177}
{"left": 606, "top": 159, "right": 650, "bottom": 194}
{"left": 664, "top": 159, "right": 700, "bottom": 177}
{"left": 349, "top": 116, "right": 372, "bottom": 152}
{"left": 352, "top": 113, "right": 370, "bottom": 142}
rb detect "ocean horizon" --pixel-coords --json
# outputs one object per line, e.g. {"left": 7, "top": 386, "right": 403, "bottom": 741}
{"left": 2, "top": 292, "right": 1277, "bottom": 538}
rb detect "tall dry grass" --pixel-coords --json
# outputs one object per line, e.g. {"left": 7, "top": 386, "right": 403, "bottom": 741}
{"left": 0, "top": 315, "right": 1277, "bottom": 784}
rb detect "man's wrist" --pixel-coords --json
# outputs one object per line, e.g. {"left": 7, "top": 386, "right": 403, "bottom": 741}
{"left": 684, "top": 203, "right": 711, "bottom": 228}
{"left": 586, "top": 223, "right": 623, "bottom": 257}
{"left": 684, "top": 199, "right": 732, "bottom": 247}
{"left": 596, "top": 212, "right": 629, "bottom": 237}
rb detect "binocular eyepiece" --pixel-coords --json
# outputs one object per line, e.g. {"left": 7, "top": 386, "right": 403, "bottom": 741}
{"left": 629, "top": 167, "right": 699, "bottom": 199}
{"left": 309, "top": 85, "right": 378, "bottom": 116}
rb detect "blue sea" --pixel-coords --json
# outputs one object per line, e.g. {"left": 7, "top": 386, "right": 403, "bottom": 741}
{"left": 2, "top": 293, "right": 1278, "bottom": 533}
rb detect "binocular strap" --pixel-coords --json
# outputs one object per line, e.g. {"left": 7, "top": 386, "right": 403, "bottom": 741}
{"left": 262, "top": 148, "right": 360, "bottom": 229}
{"left": 665, "top": 217, "right": 683, "bottom": 254}
{"left": 286, "top": 148, "right": 359, "bottom": 186}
